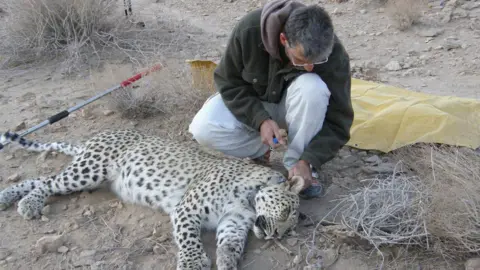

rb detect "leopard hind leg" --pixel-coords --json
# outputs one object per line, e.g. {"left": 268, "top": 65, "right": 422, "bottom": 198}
{"left": 1, "top": 160, "right": 108, "bottom": 220}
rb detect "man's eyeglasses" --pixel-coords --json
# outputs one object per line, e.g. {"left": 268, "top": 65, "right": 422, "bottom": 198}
{"left": 291, "top": 56, "right": 329, "bottom": 67}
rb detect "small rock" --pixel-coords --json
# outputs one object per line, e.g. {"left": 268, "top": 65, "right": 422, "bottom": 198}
{"left": 73, "top": 250, "right": 96, "bottom": 267}
{"left": 462, "top": 2, "right": 480, "bottom": 10}
{"left": 103, "top": 110, "right": 114, "bottom": 116}
{"left": 153, "top": 245, "right": 165, "bottom": 255}
{"left": 109, "top": 201, "right": 123, "bottom": 209}
{"left": 91, "top": 261, "right": 107, "bottom": 270}
{"left": 157, "top": 234, "right": 170, "bottom": 243}
{"left": 365, "top": 155, "right": 381, "bottom": 164}
{"left": 13, "top": 122, "right": 26, "bottom": 131}
{"left": 452, "top": 8, "right": 469, "bottom": 19}
{"left": 363, "top": 163, "right": 395, "bottom": 174}
{"left": 57, "top": 246, "right": 69, "bottom": 254}
{"left": 0, "top": 248, "right": 11, "bottom": 261}
{"left": 318, "top": 248, "right": 338, "bottom": 266}
{"left": 338, "top": 148, "right": 351, "bottom": 158}
{"left": 293, "top": 254, "right": 302, "bottom": 265}
{"left": 465, "top": 258, "right": 480, "bottom": 270}
{"left": 0, "top": 260, "right": 5, "bottom": 266}
{"left": 343, "top": 155, "right": 357, "bottom": 164}
{"left": 359, "top": 9, "right": 367, "bottom": 14}
{"left": 385, "top": 60, "right": 402, "bottom": 71}
{"left": 35, "top": 234, "right": 65, "bottom": 254}
{"left": 82, "top": 205, "right": 95, "bottom": 217}
{"left": 152, "top": 227, "right": 163, "bottom": 238}
{"left": 286, "top": 238, "right": 298, "bottom": 246}
{"left": 5, "top": 256, "right": 15, "bottom": 263}
{"left": 7, "top": 173, "right": 20, "bottom": 182}
{"left": 443, "top": 39, "right": 461, "bottom": 50}
{"left": 42, "top": 205, "right": 51, "bottom": 215}
{"left": 41, "top": 216, "right": 49, "bottom": 222}
{"left": 417, "top": 28, "right": 444, "bottom": 37}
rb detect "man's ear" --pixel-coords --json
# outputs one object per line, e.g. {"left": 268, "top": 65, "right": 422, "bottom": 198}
{"left": 286, "top": 176, "right": 305, "bottom": 194}
{"left": 279, "top": 32, "right": 287, "bottom": 46}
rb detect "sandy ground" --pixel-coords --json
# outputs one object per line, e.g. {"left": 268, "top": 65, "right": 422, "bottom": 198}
{"left": 0, "top": 0, "right": 479, "bottom": 269}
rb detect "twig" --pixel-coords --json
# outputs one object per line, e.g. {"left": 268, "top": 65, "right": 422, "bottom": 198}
{"left": 273, "top": 239, "right": 294, "bottom": 256}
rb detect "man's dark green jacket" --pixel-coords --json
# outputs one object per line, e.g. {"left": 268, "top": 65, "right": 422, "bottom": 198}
{"left": 213, "top": 8, "right": 354, "bottom": 171}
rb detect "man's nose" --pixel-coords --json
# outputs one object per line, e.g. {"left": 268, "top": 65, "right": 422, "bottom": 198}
{"left": 304, "top": 64, "right": 314, "bottom": 72}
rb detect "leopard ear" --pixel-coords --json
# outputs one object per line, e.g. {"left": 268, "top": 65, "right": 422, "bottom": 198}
{"left": 287, "top": 176, "right": 305, "bottom": 194}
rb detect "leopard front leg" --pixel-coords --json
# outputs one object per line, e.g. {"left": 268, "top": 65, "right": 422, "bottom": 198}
{"left": 215, "top": 207, "right": 256, "bottom": 270}
{"left": 171, "top": 205, "right": 211, "bottom": 270}
{"left": 0, "top": 179, "right": 40, "bottom": 211}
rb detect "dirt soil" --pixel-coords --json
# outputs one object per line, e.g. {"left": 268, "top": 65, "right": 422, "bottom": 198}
{"left": 0, "top": 0, "right": 479, "bottom": 269}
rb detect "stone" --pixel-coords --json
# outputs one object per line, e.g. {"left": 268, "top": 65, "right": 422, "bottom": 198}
{"left": 72, "top": 250, "right": 96, "bottom": 267}
{"left": 465, "top": 258, "right": 480, "bottom": 270}
{"left": 57, "top": 246, "right": 69, "bottom": 254}
{"left": 343, "top": 155, "right": 358, "bottom": 164}
{"left": 365, "top": 155, "right": 381, "bottom": 164}
{"left": 462, "top": 2, "right": 480, "bottom": 10}
{"left": 153, "top": 245, "right": 165, "bottom": 255}
{"left": 417, "top": 28, "right": 444, "bottom": 37}
{"left": 293, "top": 254, "right": 302, "bottom": 265}
{"left": 35, "top": 234, "right": 65, "bottom": 254}
{"left": 443, "top": 38, "right": 462, "bottom": 50}
{"left": 363, "top": 163, "right": 395, "bottom": 174}
{"left": 7, "top": 173, "right": 20, "bottom": 182}
{"left": 103, "top": 110, "right": 114, "bottom": 116}
{"left": 385, "top": 61, "right": 402, "bottom": 71}
{"left": 453, "top": 8, "right": 469, "bottom": 19}
{"left": 0, "top": 249, "right": 11, "bottom": 261}
{"left": 286, "top": 238, "right": 298, "bottom": 246}
{"left": 41, "top": 205, "right": 51, "bottom": 215}
{"left": 13, "top": 121, "right": 26, "bottom": 131}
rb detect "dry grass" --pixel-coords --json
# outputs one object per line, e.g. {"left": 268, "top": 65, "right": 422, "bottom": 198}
{"left": 333, "top": 164, "right": 429, "bottom": 250}
{"left": 330, "top": 144, "right": 480, "bottom": 262}
{"left": 0, "top": 0, "right": 119, "bottom": 71}
{"left": 385, "top": 0, "right": 427, "bottom": 31}
{"left": 395, "top": 144, "right": 480, "bottom": 259}
{"left": 353, "top": 0, "right": 426, "bottom": 31}
{"left": 0, "top": 0, "right": 202, "bottom": 74}
{"left": 105, "top": 65, "right": 212, "bottom": 120}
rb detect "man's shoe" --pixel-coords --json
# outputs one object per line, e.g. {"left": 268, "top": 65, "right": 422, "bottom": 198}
{"left": 299, "top": 167, "right": 323, "bottom": 199}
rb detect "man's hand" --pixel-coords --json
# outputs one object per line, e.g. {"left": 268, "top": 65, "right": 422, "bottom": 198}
{"left": 259, "top": 119, "right": 285, "bottom": 148}
{"left": 288, "top": 160, "right": 313, "bottom": 188}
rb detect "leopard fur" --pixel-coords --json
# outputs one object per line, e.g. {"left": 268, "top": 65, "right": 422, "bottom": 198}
{"left": 0, "top": 129, "right": 305, "bottom": 270}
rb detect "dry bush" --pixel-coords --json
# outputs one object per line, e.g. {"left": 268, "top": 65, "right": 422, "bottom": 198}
{"left": 106, "top": 66, "right": 212, "bottom": 120}
{"left": 332, "top": 144, "right": 480, "bottom": 260}
{"left": 353, "top": 0, "right": 426, "bottom": 30}
{"left": 394, "top": 144, "right": 480, "bottom": 259}
{"left": 0, "top": 0, "right": 202, "bottom": 74}
{"left": 385, "top": 0, "right": 427, "bottom": 31}
{"left": 333, "top": 164, "right": 430, "bottom": 249}
{"left": 0, "top": 0, "right": 119, "bottom": 70}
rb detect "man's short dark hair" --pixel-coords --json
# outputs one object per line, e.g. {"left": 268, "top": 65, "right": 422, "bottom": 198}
{"left": 284, "top": 5, "right": 334, "bottom": 62}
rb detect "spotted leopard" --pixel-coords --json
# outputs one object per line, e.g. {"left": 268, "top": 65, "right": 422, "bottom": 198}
{"left": 0, "top": 129, "right": 305, "bottom": 270}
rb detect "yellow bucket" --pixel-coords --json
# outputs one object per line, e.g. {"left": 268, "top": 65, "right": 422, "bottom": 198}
{"left": 185, "top": 59, "right": 219, "bottom": 94}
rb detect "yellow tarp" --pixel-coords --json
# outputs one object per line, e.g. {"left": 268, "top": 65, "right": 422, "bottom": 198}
{"left": 348, "top": 78, "right": 480, "bottom": 152}
{"left": 186, "top": 60, "right": 480, "bottom": 153}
